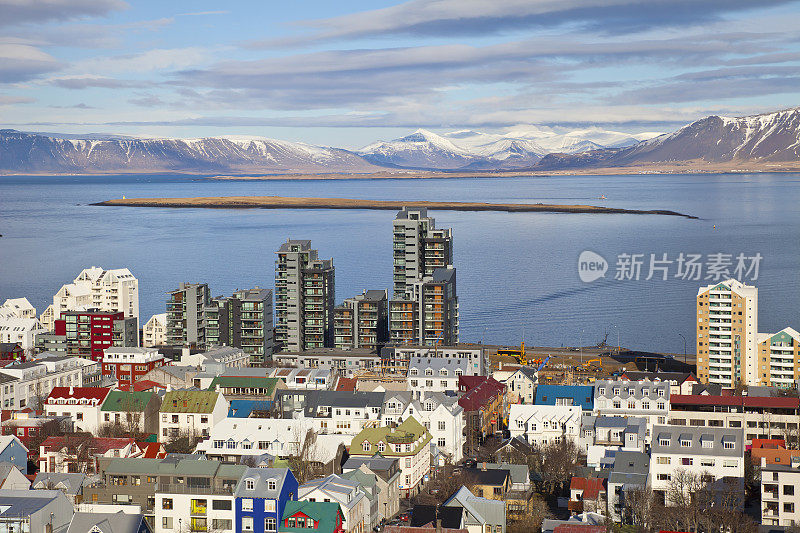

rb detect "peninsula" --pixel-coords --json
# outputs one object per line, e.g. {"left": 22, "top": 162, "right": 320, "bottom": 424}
{"left": 93, "top": 196, "right": 697, "bottom": 218}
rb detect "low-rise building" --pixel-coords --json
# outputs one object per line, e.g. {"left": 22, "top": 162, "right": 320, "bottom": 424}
{"left": 299, "top": 475, "right": 368, "bottom": 533}
{"left": 443, "top": 486, "right": 506, "bottom": 533}
{"left": 142, "top": 313, "right": 167, "bottom": 348}
{"left": 607, "top": 451, "right": 649, "bottom": 523}
{"left": 103, "top": 347, "right": 167, "bottom": 391}
{"left": 235, "top": 467, "right": 299, "bottom": 533}
{"left": 580, "top": 416, "right": 647, "bottom": 467}
{"left": 100, "top": 390, "right": 161, "bottom": 435}
{"left": 618, "top": 371, "right": 698, "bottom": 396}
{"left": 342, "top": 456, "right": 401, "bottom": 522}
{"left": 459, "top": 376, "right": 506, "bottom": 456}
{"left": 381, "top": 345, "right": 485, "bottom": 376}
{"left": 208, "top": 372, "right": 286, "bottom": 401}
{"left": 535, "top": 385, "right": 594, "bottom": 414}
{"left": 159, "top": 390, "right": 228, "bottom": 441}
{"left": 594, "top": 379, "right": 669, "bottom": 442}
{"left": 180, "top": 345, "right": 250, "bottom": 373}
{"left": 0, "top": 436, "right": 28, "bottom": 474}
{"left": 508, "top": 404, "right": 582, "bottom": 447}
{"left": 45, "top": 386, "right": 111, "bottom": 434}
{"left": 281, "top": 501, "right": 345, "bottom": 533}
{"left": 39, "top": 436, "right": 140, "bottom": 474}
{"left": 0, "top": 489, "right": 74, "bottom": 533}
{"left": 762, "top": 461, "right": 800, "bottom": 526}
{"left": 569, "top": 477, "right": 606, "bottom": 515}
{"left": 408, "top": 357, "right": 478, "bottom": 399}
{"left": 502, "top": 367, "right": 538, "bottom": 405}
{"left": 0, "top": 355, "right": 91, "bottom": 409}
{"left": 273, "top": 349, "right": 382, "bottom": 378}
{"left": 276, "top": 389, "right": 385, "bottom": 436}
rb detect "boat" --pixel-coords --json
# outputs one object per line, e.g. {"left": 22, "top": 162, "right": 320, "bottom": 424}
{"left": 598, "top": 195, "right": 607, "bottom": 200}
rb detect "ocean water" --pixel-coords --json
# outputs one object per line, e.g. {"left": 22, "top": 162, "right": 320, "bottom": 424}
{"left": 1, "top": 172, "right": 798, "bottom": 354}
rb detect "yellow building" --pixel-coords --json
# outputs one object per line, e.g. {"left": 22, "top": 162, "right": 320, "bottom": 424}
{"left": 757, "top": 328, "right": 800, "bottom": 387}
{"left": 696, "top": 279, "right": 758, "bottom": 386}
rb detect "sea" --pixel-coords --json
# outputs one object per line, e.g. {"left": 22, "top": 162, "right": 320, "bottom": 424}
{"left": 1, "top": 172, "right": 798, "bottom": 354}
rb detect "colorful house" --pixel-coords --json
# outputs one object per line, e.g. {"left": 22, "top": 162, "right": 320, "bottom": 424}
{"left": 235, "top": 467, "right": 299, "bottom": 533}
{"left": 280, "top": 501, "right": 345, "bottom": 533}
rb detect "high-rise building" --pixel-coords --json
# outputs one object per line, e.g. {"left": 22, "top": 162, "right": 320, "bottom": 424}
{"left": 208, "top": 287, "right": 274, "bottom": 363}
{"left": 166, "top": 282, "right": 211, "bottom": 346}
{"left": 55, "top": 309, "right": 137, "bottom": 362}
{"left": 392, "top": 207, "right": 453, "bottom": 299}
{"left": 334, "top": 289, "right": 388, "bottom": 351}
{"left": 390, "top": 208, "right": 458, "bottom": 346}
{"left": 756, "top": 327, "right": 800, "bottom": 388}
{"left": 40, "top": 267, "right": 139, "bottom": 333}
{"left": 696, "top": 279, "right": 758, "bottom": 387}
{"left": 274, "top": 240, "right": 335, "bottom": 352}
{"left": 390, "top": 266, "right": 459, "bottom": 346}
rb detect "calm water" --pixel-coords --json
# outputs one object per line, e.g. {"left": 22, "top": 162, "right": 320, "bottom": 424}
{"left": 1, "top": 173, "right": 798, "bottom": 354}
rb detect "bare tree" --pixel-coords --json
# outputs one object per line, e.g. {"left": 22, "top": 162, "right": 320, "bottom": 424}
{"left": 622, "top": 485, "right": 654, "bottom": 531}
{"left": 288, "top": 428, "right": 322, "bottom": 484}
{"left": 506, "top": 495, "right": 551, "bottom": 533}
{"left": 528, "top": 438, "right": 580, "bottom": 498}
{"left": 413, "top": 463, "right": 479, "bottom": 505}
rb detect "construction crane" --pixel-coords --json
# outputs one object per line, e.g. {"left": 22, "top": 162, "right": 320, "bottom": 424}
{"left": 497, "top": 341, "right": 527, "bottom": 365}
{"left": 535, "top": 355, "right": 551, "bottom": 372}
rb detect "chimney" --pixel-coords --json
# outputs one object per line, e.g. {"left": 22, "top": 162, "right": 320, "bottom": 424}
{"left": 69, "top": 386, "right": 74, "bottom": 395}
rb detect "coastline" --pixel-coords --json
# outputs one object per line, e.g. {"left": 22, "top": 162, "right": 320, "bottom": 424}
{"left": 92, "top": 195, "right": 698, "bottom": 218}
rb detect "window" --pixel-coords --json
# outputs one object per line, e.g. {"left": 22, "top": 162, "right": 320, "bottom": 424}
{"left": 598, "top": 388, "right": 605, "bottom": 395}
{"left": 246, "top": 479, "right": 255, "bottom": 490}
{"left": 162, "top": 517, "right": 173, "bottom": 529}
{"left": 242, "top": 517, "right": 254, "bottom": 531}
{"left": 378, "top": 442, "right": 385, "bottom": 452}
{"left": 438, "top": 438, "right": 446, "bottom": 447}
{"left": 362, "top": 441, "right": 371, "bottom": 452}
{"left": 785, "top": 503, "right": 795, "bottom": 513}
{"left": 680, "top": 439, "right": 691, "bottom": 448}
{"left": 656, "top": 457, "right": 670, "bottom": 465}
{"left": 265, "top": 499, "right": 276, "bottom": 512}
{"left": 657, "top": 403, "right": 665, "bottom": 410}
{"left": 657, "top": 473, "right": 671, "bottom": 481}
{"left": 701, "top": 459, "right": 714, "bottom": 467}
{"left": 213, "top": 519, "right": 233, "bottom": 530}
{"left": 628, "top": 400, "right": 635, "bottom": 409}
{"left": 613, "top": 401, "right": 621, "bottom": 409}
{"left": 785, "top": 485, "right": 795, "bottom": 496}
{"left": 267, "top": 479, "right": 277, "bottom": 491}
{"left": 723, "top": 440, "right": 735, "bottom": 449}
{"left": 702, "top": 440, "right": 712, "bottom": 449}
{"left": 162, "top": 498, "right": 173, "bottom": 510}
{"left": 682, "top": 458, "right": 693, "bottom": 466}
{"left": 405, "top": 458, "right": 412, "bottom": 468}
{"left": 265, "top": 517, "right": 277, "bottom": 531}
{"left": 212, "top": 499, "right": 232, "bottom": 510}
{"left": 242, "top": 498, "right": 253, "bottom": 511}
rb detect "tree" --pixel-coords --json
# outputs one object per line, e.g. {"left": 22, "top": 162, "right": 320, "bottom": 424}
{"left": 506, "top": 495, "right": 551, "bottom": 533}
{"left": 413, "top": 463, "right": 479, "bottom": 505}
{"left": 528, "top": 438, "right": 580, "bottom": 498}
{"left": 622, "top": 485, "right": 654, "bottom": 531}
{"left": 164, "top": 429, "right": 199, "bottom": 454}
{"left": 287, "top": 428, "right": 323, "bottom": 484}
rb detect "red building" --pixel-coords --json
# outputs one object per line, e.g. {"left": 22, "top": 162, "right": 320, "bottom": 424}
{"left": 102, "top": 347, "right": 167, "bottom": 391}
{"left": 0, "top": 343, "right": 24, "bottom": 362}
{"left": 55, "top": 310, "right": 137, "bottom": 362}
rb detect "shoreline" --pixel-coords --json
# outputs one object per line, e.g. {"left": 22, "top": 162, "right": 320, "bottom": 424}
{"left": 92, "top": 195, "right": 698, "bottom": 219}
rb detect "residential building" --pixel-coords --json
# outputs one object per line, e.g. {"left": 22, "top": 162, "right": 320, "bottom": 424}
{"left": 56, "top": 309, "right": 137, "bottom": 362}
{"left": 2, "top": 412, "right": 72, "bottom": 450}
{"left": 0, "top": 355, "right": 93, "bottom": 409}
{"left": 41, "top": 266, "right": 139, "bottom": 332}
{"left": 142, "top": 313, "right": 167, "bottom": 347}
{"left": 273, "top": 349, "right": 381, "bottom": 378}
{"left": 32, "top": 472, "right": 88, "bottom": 505}
{"left": 180, "top": 345, "right": 250, "bottom": 373}
{"left": 350, "top": 417, "right": 432, "bottom": 498}
{"left": 39, "top": 436, "right": 140, "bottom": 474}
{"left": 581, "top": 416, "right": 647, "bottom": 467}
{"left": 502, "top": 367, "right": 538, "bottom": 404}
{"left": 508, "top": 404, "right": 582, "bottom": 446}
{"left": 0, "top": 464, "right": 30, "bottom": 491}
{"left": 569, "top": 477, "right": 606, "bottom": 516}
{"left": 45, "top": 386, "right": 111, "bottom": 434}
{"left": 757, "top": 327, "right": 800, "bottom": 387}
{"left": 0, "top": 297, "right": 36, "bottom": 320}
{"left": 463, "top": 467, "right": 511, "bottom": 501}
{"left": 649, "top": 425, "right": 744, "bottom": 506}
{"left": 0, "top": 342, "right": 25, "bottom": 361}
{"left": 408, "top": 356, "right": 479, "bottom": 399}
{"left": 103, "top": 347, "right": 167, "bottom": 391}
{"left": 458, "top": 376, "right": 506, "bottom": 455}
{"left": 696, "top": 279, "right": 758, "bottom": 386}
{"left": 100, "top": 390, "right": 161, "bottom": 435}
{"left": 443, "top": 486, "right": 506, "bottom": 533}
{"left": 35, "top": 332, "right": 67, "bottom": 355}
{"left": 339, "top": 469, "right": 380, "bottom": 531}
{"left": 334, "top": 290, "right": 388, "bottom": 351}
{"left": 668, "top": 393, "right": 799, "bottom": 444}
{"left": 154, "top": 463, "right": 246, "bottom": 533}
{"left": 389, "top": 266, "right": 459, "bottom": 346}
{"left": 159, "top": 390, "right": 228, "bottom": 440}
{"left": 269, "top": 368, "right": 336, "bottom": 390}
{"left": 0, "top": 316, "right": 46, "bottom": 351}
{"left": 280, "top": 501, "right": 345, "bottom": 533}
{"left": 618, "top": 371, "right": 698, "bottom": 396}
{"left": 235, "top": 467, "right": 298, "bottom": 533}
{"left": 382, "top": 391, "right": 465, "bottom": 464}
{"left": 138, "top": 365, "right": 199, "bottom": 391}
{"left": 342, "top": 456, "right": 401, "bottom": 522}
{"left": 209, "top": 373, "right": 286, "bottom": 401}
{"left": 0, "top": 436, "right": 28, "bottom": 474}
{"left": 274, "top": 240, "right": 335, "bottom": 352}
{"left": 207, "top": 287, "right": 275, "bottom": 363}
{"left": 165, "top": 282, "right": 211, "bottom": 346}
{"left": 0, "top": 489, "right": 73, "bottom": 533}
{"left": 381, "top": 345, "right": 485, "bottom": 376}
{"left": 276, "top": 389, "right": 385, "bottom": 436}
{"left": 536, "top": 385, "right": 594, "bottom": 413}
{"left": 299, "top": 475, "right": 368, "bottom": 533}
{"left": 593, "top": 379, "right": 670, "bottom": 441}
{"left": 67, "top": 511, "right": 152, "bottom": 533}
{"left": 762, "top": 461, "right": 800, "bottom": 526}
{"left": 751, "top": 439, "right": 800, "bottom": 466}
{"left": 607, "top": 451, "right": 650, "bottom": 523}
{"left": 391, "top": 207, "right": 453, "bottom": 298}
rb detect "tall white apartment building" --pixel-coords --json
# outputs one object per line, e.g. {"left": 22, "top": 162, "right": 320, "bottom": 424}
{"left": 0, "top": 298, "right": 37, "bottom": 320}
{"left": 0, "top": 298, "right": 43, "bottom": 351}
{"left": 762, "top": 461, "right": 800, "bottom": 526}
{"left": 40, "top": 267, "right": 140, "bottom": 332}
{"left": 142, "top": 313, "right": 167, "bottom": 347}
{"left": 696, "top": 279, "right": 758, "bottom": 387}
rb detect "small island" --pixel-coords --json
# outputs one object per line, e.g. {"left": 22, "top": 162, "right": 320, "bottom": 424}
{"left": 93, "top": 195, "right": 697, "bottom": 218}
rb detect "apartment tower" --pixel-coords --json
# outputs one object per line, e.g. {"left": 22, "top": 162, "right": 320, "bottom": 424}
{"left": 207, "top": 288, "right": 275, "bottom": 363}
{"left": 166, "top": 282, "right": 211, "bottom": 346}
{"left": 756, "top": 327, "right": 800, "bottom": 388}
{"left": 696, "top": 279, "right": 758, "bottom": 387}
{"left": 334, "top": 289, "right": 389, "bottom": 351}
{"left": 274, "top": 240, "right": 335, "bottom": 352}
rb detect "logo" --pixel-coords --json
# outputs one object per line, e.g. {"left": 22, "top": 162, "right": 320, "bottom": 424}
{"left": 578, "top": 251, "right": 608, "bottom": 283}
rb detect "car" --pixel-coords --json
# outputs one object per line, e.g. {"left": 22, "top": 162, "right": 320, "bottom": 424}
{"left": 399, "top": 512, "right": 411, "bottom": 522}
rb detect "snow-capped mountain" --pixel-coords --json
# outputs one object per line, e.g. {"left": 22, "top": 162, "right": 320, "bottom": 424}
{"left": 0, "top": 129, "right": 381, "bottom": 174}
{"left": 358, "top": 129, "right": 482, "bottom": 169}
{"left": 537, "top": 107, "right": 800, "bottom": 169}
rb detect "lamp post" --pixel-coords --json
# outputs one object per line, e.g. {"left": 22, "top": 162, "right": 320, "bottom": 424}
{"left": 678, "top": 333, "right": 687, "bottom": 364}
{"left": 609, "top": 324, "right": 620, "bottom": 354}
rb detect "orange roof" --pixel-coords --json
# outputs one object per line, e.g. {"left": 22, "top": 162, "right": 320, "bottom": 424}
{"left": 136, "top": 441, "right": 166, "bottom": 459}
{"left": 751, "top": 438, "right": 786, "bottom": 450}
{"left": 570, "top": 476, "right": 605, "bottom": 500}
{"left": 336, "top": 377, "right": 357, "bottom": 391}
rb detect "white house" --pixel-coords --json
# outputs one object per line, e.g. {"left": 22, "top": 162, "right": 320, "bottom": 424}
{"left": 407, "top": 356, "right": 479, "bottom": 399}
{"left": 299, "top": 474, "right": 368, "bottom": 533}
{"left": 0, "top": 317, "right": 46, "bottom": 351}
{"left": 593, "top": 379, "right": 670, "bottom": 442}
{"left": 0, "top": 356, "right": 91, "bottom": 409}
{"left": 159, "top": 390, "right": 228, "bottom": 440}
{"left": 649, "top": 425, "right": 744, "bottom": 506}
{"left": 0, "top": 298, "right": 36, "bottom": 320}
{"left": 180, "top": 346, "right": 249, "bottom": 372}
{"left": 502, "top": 367, "right": 538, "bottom": 405}
{"left": 762, "top": 460, "right": 800, "bottom": 527}
{"left": 580, "top": 416, "right": 647, "bottom": 467}
{"left": 142, "top": 313, "right": 167, "bottom": 347}
{"left": 269, "top": 367, "right": 336, "bottom": 390}
{"left": 509, "top": 404, "right": 582, "bottom": 446}
{"left": 44, "top": 387, "right": 111, "bottom": 434}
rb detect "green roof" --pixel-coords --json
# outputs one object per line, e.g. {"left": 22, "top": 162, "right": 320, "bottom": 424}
{"left": 350, "top": 416, "right": 431, "bottom": 456}
{"left": 104, "top": 458, "right": 221, "bottom": 476}
{"left": 281, "top": 501, "right": 342, "bottom": 533}
{"left": 208, "top": 376, "right": 282, "bottom": 394}
{"left": 160, "top": 390, "right": 220, "bottom": 413}
{"left": 101, "top": 390, "right": 153, "bottom": 412}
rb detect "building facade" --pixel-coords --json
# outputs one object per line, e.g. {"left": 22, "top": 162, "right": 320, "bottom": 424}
{"left": 334, "top": 290, "right": 388, "bottom": 351}
{"left": 208, "top": 287, "right": 275, "bottom": 363}
{"left": 166, "top": 282, "right": 211, "bottom": 346}
{"left": 756, "top": 327, "right": 800, "bottom": 388}
{"left": 142, "top": 313, "right": 167, "bottom": 347}
{"left": 55, "top": 310, "right": 137, "bottom": 362}
{"left": 102, "top": 347, "right": 167, "bottom": 391}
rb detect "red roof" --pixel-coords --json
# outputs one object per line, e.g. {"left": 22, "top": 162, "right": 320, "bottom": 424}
{"left": 335, "top": 377, "right": 357, "bottom": 392}
{"left": 671, "top": 394, "right": 799, "bottom": 409}
{"left": 133, "top": 380, "right": 161, "bottom": 392}
{"left": 41, "top": 435, "right": 134, "bottom": 454}
{"left": 751, "top": 438, "right": 786, "bottom": 450}
{"left": 47, "top": 387, "right": 111, "bottom": 402}
{"left": 570, "top": 477, "right": 605, "bottom": 500}
{"left": 136, "top": 441, "right": 167, "bottom": 459}
{"left": 458, "top": 376, "right": 505, "bottom": 411}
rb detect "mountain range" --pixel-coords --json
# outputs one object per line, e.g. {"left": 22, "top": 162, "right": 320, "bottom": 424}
{"left": 1, "top": 107, "right": 799, "bottom": 174}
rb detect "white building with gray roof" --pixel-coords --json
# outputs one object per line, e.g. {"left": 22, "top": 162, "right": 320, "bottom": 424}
{"left": 299, "top": 474, "right": 368, "bottom": 533}
{"left": 608, "top": 450, "right": 650, "bottom": 522}
{"left": 407, "top": 356, "right": 478, "bottom": 399}
{"left": 594, "top": 379, "right": 670, "bottom": 443}
{"left": 649, "top": 425, "right": 744, "bottom": 506}
{"left": 580, "top": 415, "right": 647, "bottom": 467}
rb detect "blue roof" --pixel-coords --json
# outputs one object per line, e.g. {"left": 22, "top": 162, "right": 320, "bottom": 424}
{"left": 535, "top": 384, "right": 594, "bottom": 410}
{"left": 228, "top": 399, "right": 274, "bottom": 418}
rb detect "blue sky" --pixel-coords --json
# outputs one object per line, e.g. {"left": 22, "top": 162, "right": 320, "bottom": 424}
{"left": 2, "top": 0, "right": 800, "bottom": 148}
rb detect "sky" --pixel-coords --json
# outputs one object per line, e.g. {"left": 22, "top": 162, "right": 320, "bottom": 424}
{"left": 2, "top": 0, "right": 800, "bottom": 148}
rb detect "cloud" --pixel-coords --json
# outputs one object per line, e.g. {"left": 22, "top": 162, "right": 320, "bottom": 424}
{"left": 48, "top": 102, "right": 95, "bottom": 109}
{"left": 49, "top": 76, "right": 152, "bottom": 89}
{"left": 251, "top": 0, "right": 796, "bottom": 47}
{"left": 0, "top": 44, "right": 61, "bottom": 82}
{"left": 0, "top": 94, "right": 35, "bottom": 105}
{"left": 178, "top": 11, "right": 229, "bottom": 17}
{"left": 73, "top": 47, "right": 213, "bottom": 75}
{"left": 0, "top": 0, "right": 127, "bottom": 28}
